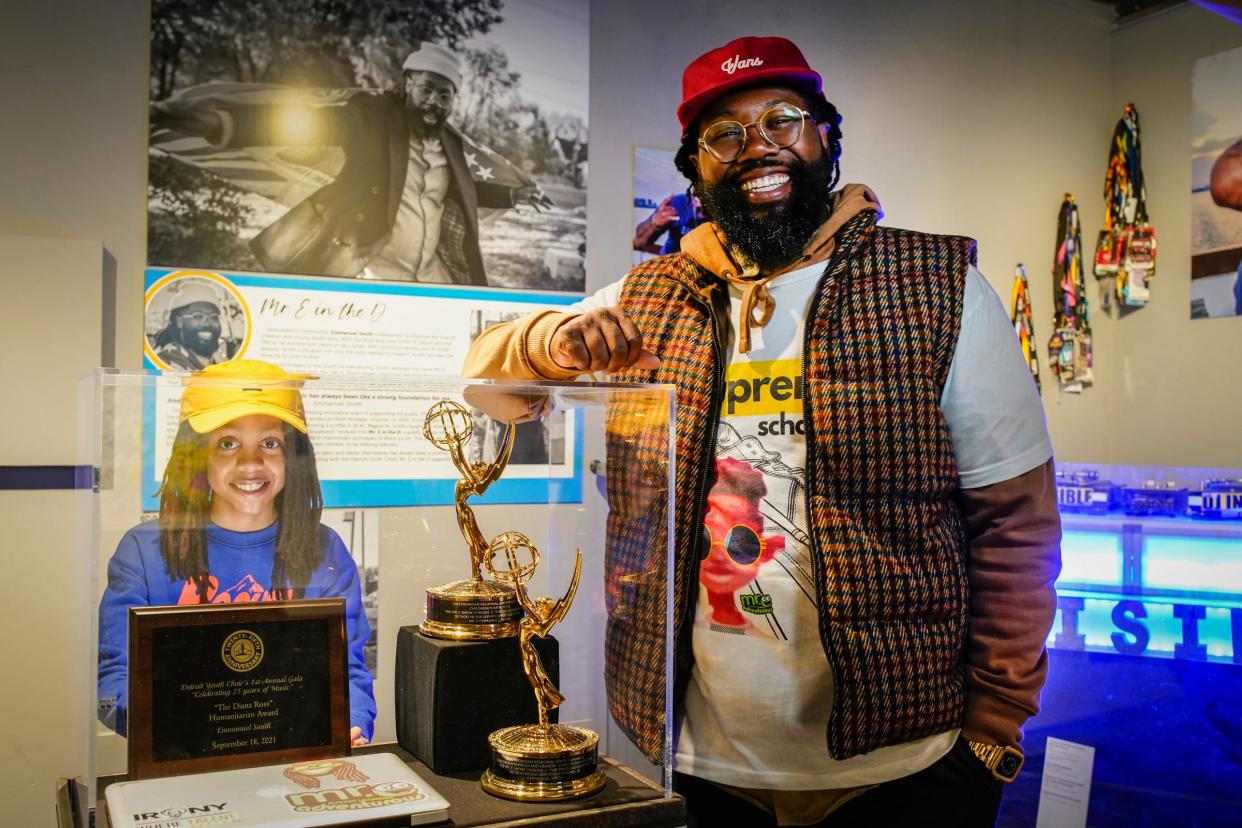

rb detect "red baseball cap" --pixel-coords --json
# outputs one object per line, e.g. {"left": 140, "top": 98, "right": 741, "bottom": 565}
{"left": 678, "top": 36, "right": 827, "bottom": 132}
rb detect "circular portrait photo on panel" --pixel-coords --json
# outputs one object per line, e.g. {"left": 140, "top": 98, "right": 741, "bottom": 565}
{"left": 144, "top": 272, "right": 251, "bottom": 371}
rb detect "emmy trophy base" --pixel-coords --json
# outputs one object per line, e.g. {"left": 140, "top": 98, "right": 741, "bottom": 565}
{"left": 395, "top": 626, "right": 559, "bottom": 774}
{"left": 419, "top": 578, "right": 523, "bottom": 640}
{"left": 481, "top": 723, "right": 608, "bottom": 801}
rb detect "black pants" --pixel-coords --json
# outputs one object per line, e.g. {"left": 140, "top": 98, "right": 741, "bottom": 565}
{"left": 674, "top": 736, "right": 1005, "bottom": 828}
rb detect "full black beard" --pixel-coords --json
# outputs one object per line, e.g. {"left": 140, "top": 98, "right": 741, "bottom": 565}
{"left": 697, "top": 154, "right": 833, "bottom": 272}
{"left": 180, "top": 327, "right": 220, "bottom": 357}
{"left": 407, "top": 105, "right": 447, "bottom": 137}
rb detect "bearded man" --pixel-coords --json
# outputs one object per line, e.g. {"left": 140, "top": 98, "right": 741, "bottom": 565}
{"left": 151, "top": 282, "right": 227, "bottom": 370}
{"left": 151, "top": 43, "right": 547, "bottom": 283}
{"left": 464, "top": 36, "right": 1060, "bottom": 827}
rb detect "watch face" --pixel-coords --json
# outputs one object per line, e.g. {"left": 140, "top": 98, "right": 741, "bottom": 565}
{"left": 997, "top": 752, "right": 1023, "bottom": 780}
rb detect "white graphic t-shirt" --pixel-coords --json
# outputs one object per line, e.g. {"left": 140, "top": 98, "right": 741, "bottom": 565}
{"left": 572, "top": 259, "right": 1052, "bottom": 790}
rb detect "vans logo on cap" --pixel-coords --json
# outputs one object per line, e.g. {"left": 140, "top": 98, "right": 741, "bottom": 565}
{"left": 721, "top": 54, "right": 764, "bottom": 75}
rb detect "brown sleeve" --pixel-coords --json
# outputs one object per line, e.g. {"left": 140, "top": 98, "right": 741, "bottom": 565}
{"left": 957, "top": 457, "right": 1062, "bottom": 748}
{"left": 461, "top": 309, "right": 584, "bottom": 380}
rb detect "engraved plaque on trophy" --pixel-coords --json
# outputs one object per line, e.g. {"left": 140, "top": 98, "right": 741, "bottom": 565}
{"left": 419, "top": 400, "right": 523, "bottom": 640}
{"left": 480, "top": 533, "right": 607, "bottom": 801}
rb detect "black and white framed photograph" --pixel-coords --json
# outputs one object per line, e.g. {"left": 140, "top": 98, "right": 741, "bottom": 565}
{"left": 147, "top": 0, "right": 588, "bottom": 291}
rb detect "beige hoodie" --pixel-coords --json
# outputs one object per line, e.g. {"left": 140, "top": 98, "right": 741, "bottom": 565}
{"left": 461, "top": 183, "right": 882, "bottom": 377}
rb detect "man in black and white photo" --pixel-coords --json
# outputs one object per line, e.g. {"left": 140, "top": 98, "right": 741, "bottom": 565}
{"left": 149, "top": 282, "right": 228, "bottom": 370}
{"left": 146, "top": 0, "right": 588, "bottom": 290}
{"left": 152, "top": 42, "right": 549, "bottom": 284}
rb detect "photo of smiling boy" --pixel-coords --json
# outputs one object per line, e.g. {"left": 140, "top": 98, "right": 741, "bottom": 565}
{"left": 97, "top": 359, "right": 376, "bottom": 748}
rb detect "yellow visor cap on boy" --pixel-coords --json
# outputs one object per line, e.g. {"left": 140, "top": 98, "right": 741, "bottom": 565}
{"left": 179, "top": 359, "right": 313, "bottom": 435}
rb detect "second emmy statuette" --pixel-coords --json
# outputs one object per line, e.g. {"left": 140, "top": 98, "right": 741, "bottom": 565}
{"left": 419, "top": 400, "right": 522, "bottom": 640}
{"left": 480, "top": 533, "right": 607, "bottom": 801}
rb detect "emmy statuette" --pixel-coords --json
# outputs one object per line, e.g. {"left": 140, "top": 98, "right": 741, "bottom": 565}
{"left": 419, "top": 400, "right": 522, "bottom": 640}
{"left": 480, "top": 532, "right": 607, "bottom": 801}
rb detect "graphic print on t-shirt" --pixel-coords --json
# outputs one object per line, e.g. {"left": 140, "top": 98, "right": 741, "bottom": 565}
{"left": 700, "top": 457, "right": 786, "bottom": 637}
{"left": 177, "top": 573, "right": 291, "bottom": 604}
{"left": 699, "top": 357, "right": 813, "bottom": 641}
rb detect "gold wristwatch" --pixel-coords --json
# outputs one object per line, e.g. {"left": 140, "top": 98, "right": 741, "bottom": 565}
{"left": 966, "top": 740, "right": 1024, "bottom": 783}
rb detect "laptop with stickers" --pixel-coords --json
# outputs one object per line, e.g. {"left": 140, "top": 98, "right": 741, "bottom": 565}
{"left": 105, "top": 752, "right": 449, "bottom": 827}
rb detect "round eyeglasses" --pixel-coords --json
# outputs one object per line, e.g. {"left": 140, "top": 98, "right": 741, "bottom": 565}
{"left": 179, "top": 311, "right": 221, "bottom": 325}
{"left": 701, "top": 523, "right": 766, "bottom": 566}
{"left": 407, "top": 82, "right": 454, "bottom": 107}
{"left": 699, "top": 105, "right": 813, "bottom": 163}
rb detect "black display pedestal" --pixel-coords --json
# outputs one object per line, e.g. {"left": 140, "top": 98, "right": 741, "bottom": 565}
{"left": 395, "top": 626, "right": 559, "bottom": 774}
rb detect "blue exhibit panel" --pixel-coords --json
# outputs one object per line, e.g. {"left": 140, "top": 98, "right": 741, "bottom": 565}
{"left": 318, "top": 475, "right": 582, "bottom": 508}
{"left": 140, "top": 267, "right": 586, "bottom": 511}
{"left": 146, "top": 266, "right": 585, "bottom": 305}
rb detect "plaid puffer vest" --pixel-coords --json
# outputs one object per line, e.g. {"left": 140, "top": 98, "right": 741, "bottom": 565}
{"left": 602, "top": 210, "right": 975, "bottom": 763}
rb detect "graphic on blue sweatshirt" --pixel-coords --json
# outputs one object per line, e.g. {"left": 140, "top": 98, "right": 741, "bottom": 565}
{"left": 177, "top": 571, "right": 287, "bottom": 604}
{"left": 97, "top": 520, "right": 377, "bottom": 740}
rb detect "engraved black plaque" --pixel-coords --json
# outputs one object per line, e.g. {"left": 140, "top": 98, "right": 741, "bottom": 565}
{"left": 426, "top": 593, "right": 524, "bottom": 625}
{"left": 127, "top": 600, "right": 350, "bottom": 780}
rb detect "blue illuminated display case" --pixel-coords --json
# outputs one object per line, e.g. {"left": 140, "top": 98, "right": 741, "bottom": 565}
{"left": 1000, "top": 463, "right": 1242, "bottom": 827}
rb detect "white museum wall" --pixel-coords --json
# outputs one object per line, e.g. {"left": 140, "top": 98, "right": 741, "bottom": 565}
{"left": 0, "top": 236, "right": 108, "bottom": 825}
{"left": 0, "top": 1, "right": 149, "bottom": 370}
{"left": 1102, "top": 5, "right": 1242, "bottom": 467}
{"left": 588, "top": 0, "right": 1120, "bottom": 460}
{"left": 586, "top": 0, "right": 1242, "bottom": 465}
{"left": 0, "top": 0, "right": 1239, "bottom": 824}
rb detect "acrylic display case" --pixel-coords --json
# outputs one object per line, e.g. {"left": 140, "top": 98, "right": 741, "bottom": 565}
{"left": 999, "top": 462, "right": 1242, "bottom": 826}
{"left": 72, "top": 369, "right": 677, "bottom": 827}
{"left": 72, "top": 367, "right": 1241, "bottom": 826}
